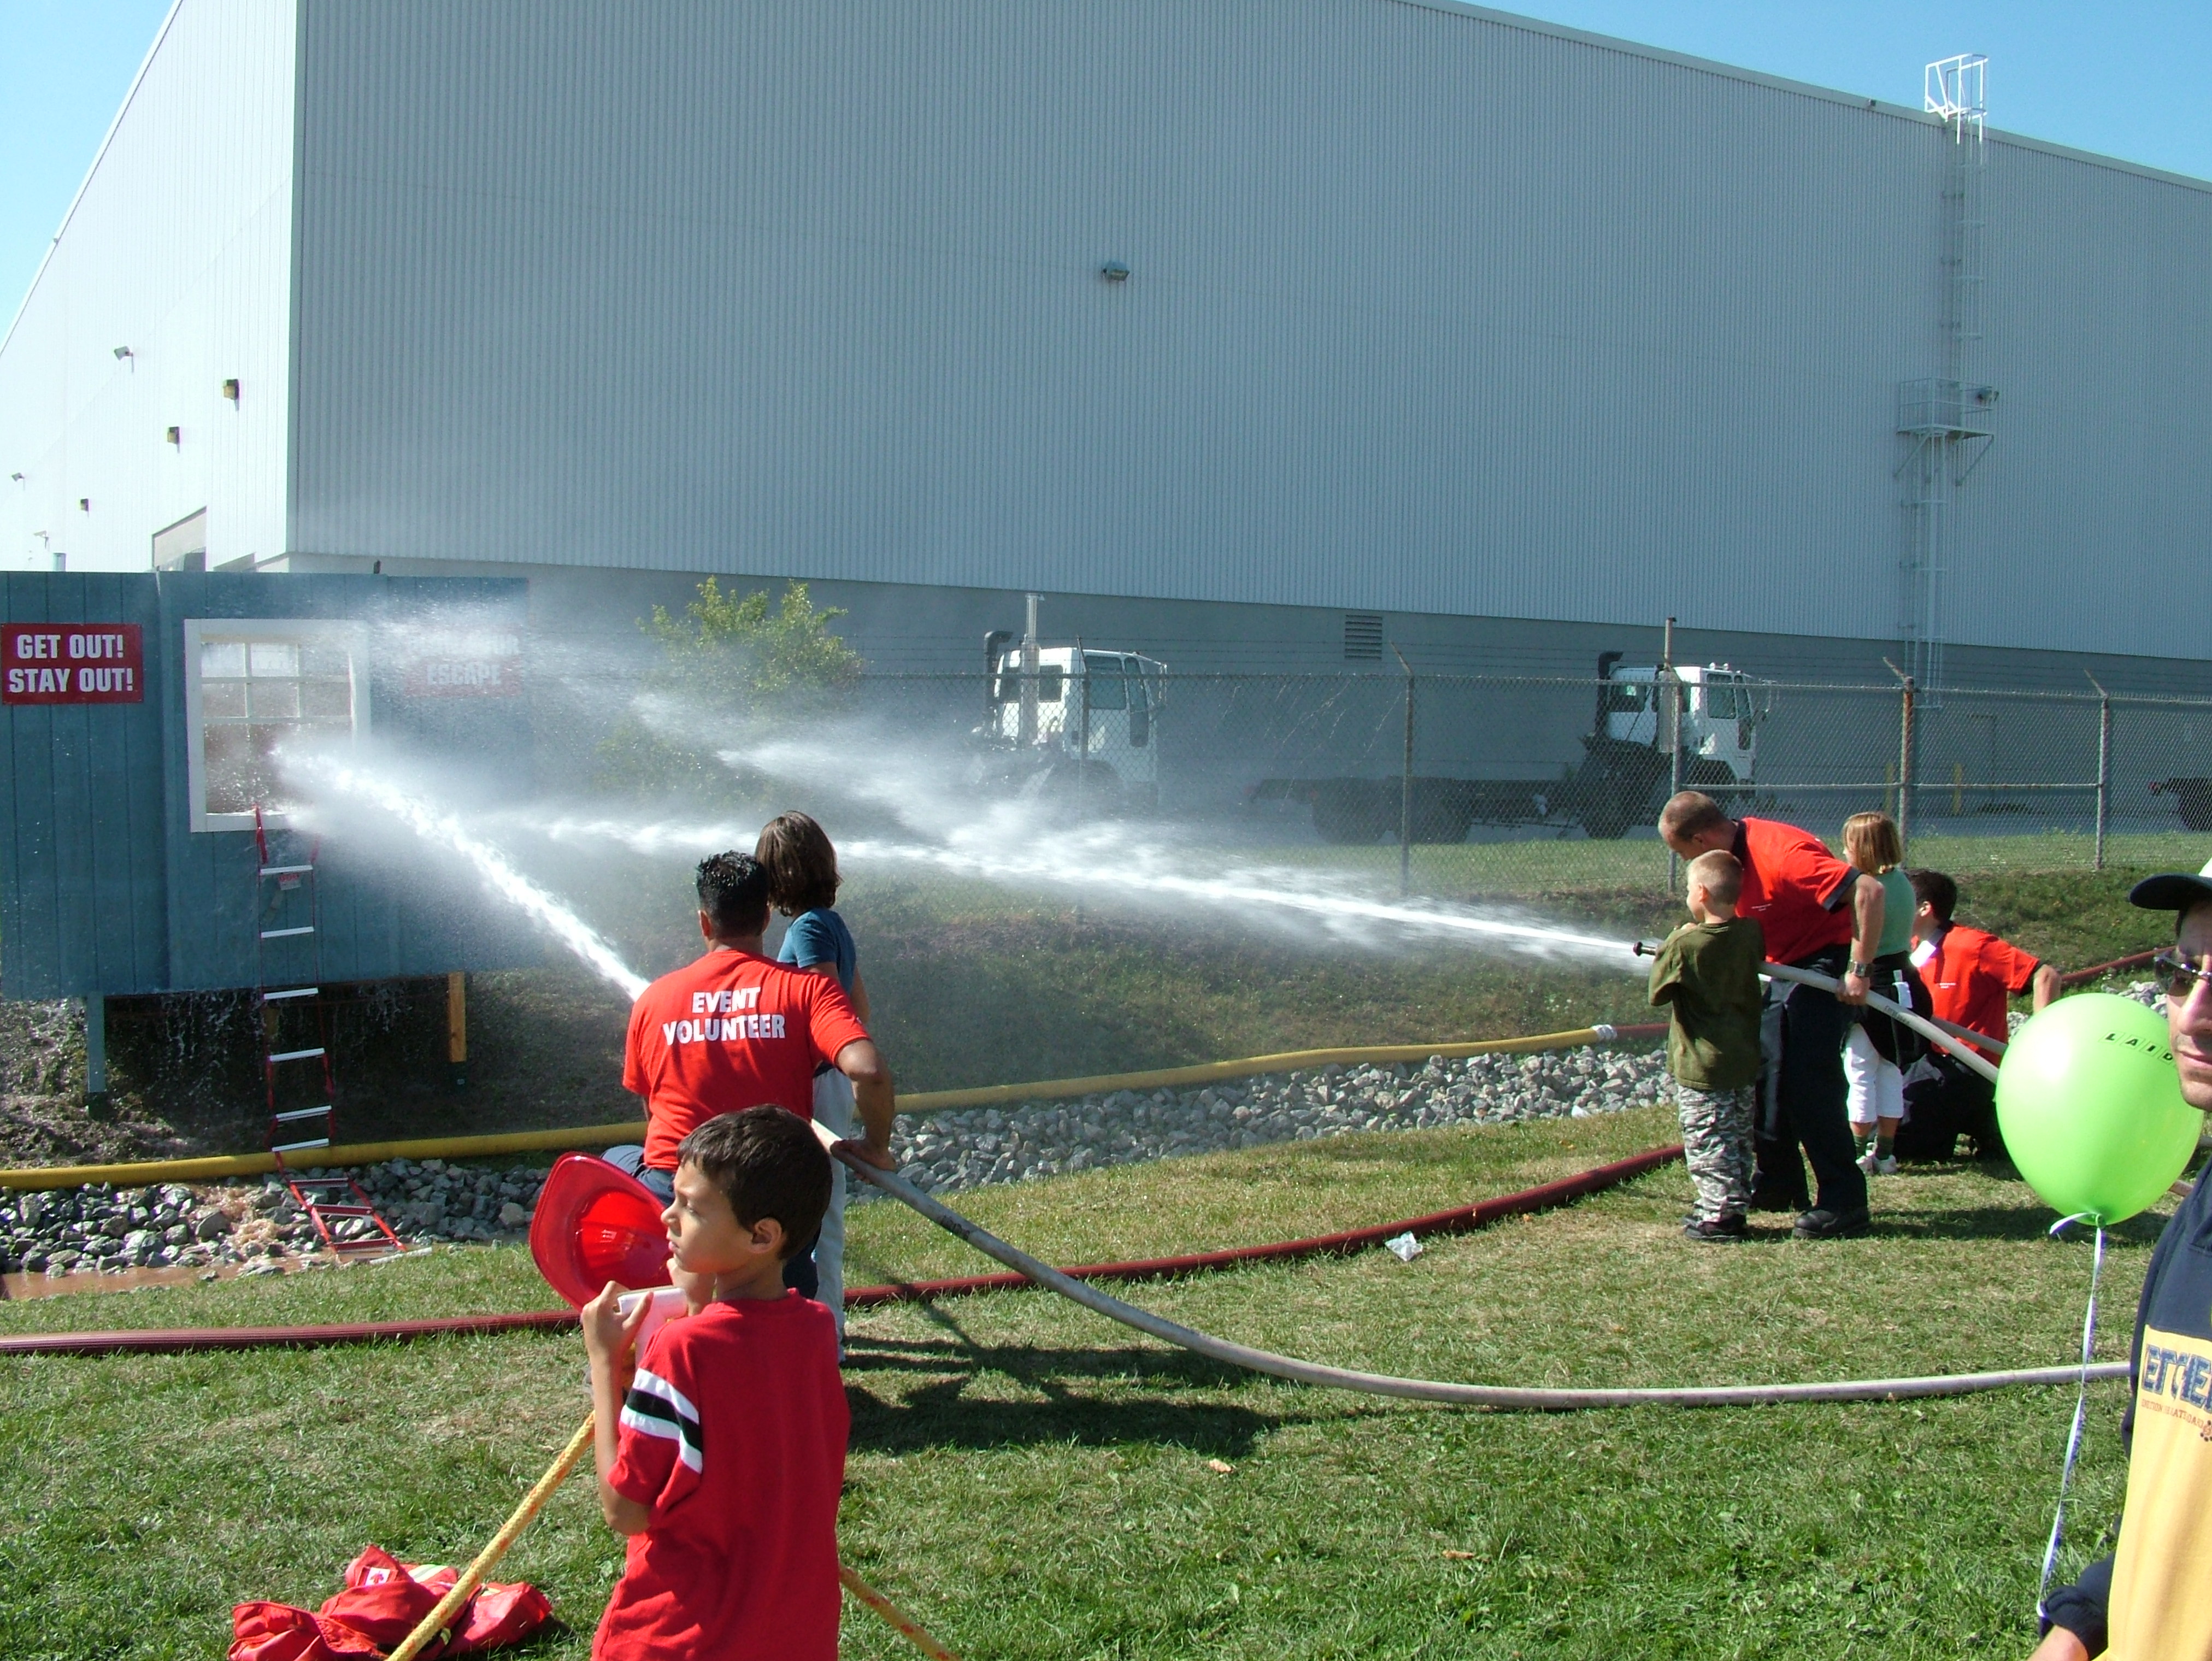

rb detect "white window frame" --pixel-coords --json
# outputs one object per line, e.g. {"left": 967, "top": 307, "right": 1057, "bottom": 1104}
{"left": 184, "top": 617, "right": 370, "bottom": 832}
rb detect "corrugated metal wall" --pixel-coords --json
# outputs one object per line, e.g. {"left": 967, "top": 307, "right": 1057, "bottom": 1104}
{"left": 280, "top": 0, "right": 2212, "bottom": 662}
{"left": 11, "top": 1, "right": 2211, "bottom": 663}
{"left": 0, "top": 0, "right": 298, "bottom": 575}
{"left": 0, "top": 574, "right": 540, "bottom": 999}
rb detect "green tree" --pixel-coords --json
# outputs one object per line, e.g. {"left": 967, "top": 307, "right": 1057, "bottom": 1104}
{"left": 597, "top": 579, "right": 866, "bottom": 796}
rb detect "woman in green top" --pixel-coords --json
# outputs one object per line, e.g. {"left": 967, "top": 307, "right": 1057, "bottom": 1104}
{"left": 1840, "top": 811, "right": 1925, "bottom": 1174}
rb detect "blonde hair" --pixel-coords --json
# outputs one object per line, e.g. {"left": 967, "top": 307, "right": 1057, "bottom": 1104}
{"left": 1842, "top": 811, "right": 1902, "bottom": 874}
{"left": 1685, "top": 849, "right": 1743, "bottom": 906}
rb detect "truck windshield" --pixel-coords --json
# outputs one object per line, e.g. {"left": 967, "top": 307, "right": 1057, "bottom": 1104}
{"left": 1605, "top": 680, "right": 1649, "bottom": 714}
{"left": 995, "top": 663, "right": 1064, "bottom": 703}
{"left": 1083, "top": 653, "right": 1126, "bottom": 708}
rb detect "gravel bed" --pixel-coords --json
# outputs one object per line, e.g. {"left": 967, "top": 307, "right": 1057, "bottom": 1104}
{"left": 880, "top": 1043, "right": 1670, "bottom": 1198}
{"left": 0, "top": 1044, "right": 1667, "bottom": 1277}
{"left": 0, "top": 1159, "right": 548, "bottom": 1280}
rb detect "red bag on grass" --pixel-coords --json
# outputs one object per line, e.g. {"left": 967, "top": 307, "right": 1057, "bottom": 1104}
{"left": 228, "top": 1601, "right": 384, "bottom": 1661}
{"left": 231, "top": 1545, "right": 552, "bottom": 1660}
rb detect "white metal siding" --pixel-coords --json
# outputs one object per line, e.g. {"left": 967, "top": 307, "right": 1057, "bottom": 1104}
{"left": 14, "top": 0, "right": 2212, "bottom": 664}
{"left": 0, "top": 0, "right": 297, "bottom": 576}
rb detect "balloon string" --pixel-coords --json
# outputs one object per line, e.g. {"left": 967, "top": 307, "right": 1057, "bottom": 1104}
{"left": 2036, "top": 1218, "right": 2107, "bottom": 1623}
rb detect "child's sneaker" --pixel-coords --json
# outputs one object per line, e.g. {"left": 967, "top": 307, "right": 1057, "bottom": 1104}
{"left": 1873, "top": 1152, "right": 1899, "bottom": 1176}
{"left": 1856, "top": 1145, "right": 1878, "bottom": 1176}
{"left": 1682, "top": 1215, "right": 1747, "bottom": 1241}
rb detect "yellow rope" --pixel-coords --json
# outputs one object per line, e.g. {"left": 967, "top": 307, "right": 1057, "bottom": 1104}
{"left": 386, "top": 1414, "right": 596, "bottom": 1661}
{"left": 0, "top": 1021, "right": 1643, "bottom": 1189}
{"left": 381, "top": 1412, "right": 960, "bottom": 1660}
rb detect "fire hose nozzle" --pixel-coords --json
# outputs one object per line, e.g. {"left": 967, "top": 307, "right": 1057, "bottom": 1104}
{"left": 1632, "top": 940, "right": 1658, "bottom": 957}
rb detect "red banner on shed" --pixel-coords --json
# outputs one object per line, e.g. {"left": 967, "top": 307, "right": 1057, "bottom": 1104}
{"left": 2, "top": 624, "right": 144, "bottom": 704}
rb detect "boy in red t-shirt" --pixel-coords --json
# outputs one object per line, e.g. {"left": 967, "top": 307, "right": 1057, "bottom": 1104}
{"left": 607, "top": 852, "right": 896, "bottom": 1297}
{"left": 583, "top": 1106, "right": 849, "bottom": 1661}
{"left": 1897, "top": 868, "right": 2059, "bottom": 1160}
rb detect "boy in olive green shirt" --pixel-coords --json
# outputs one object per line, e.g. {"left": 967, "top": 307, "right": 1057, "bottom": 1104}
{"left": 1648, "top": 850, "right": 1767, "bottom": 1240}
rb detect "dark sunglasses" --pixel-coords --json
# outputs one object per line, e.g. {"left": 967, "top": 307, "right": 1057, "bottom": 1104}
{"left": 2154, "top": 950, "right": 2212, "bottom": 1001}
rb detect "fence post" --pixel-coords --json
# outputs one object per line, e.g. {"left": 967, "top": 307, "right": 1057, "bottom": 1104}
{"left": 1393, "top": 649, "right": 1414, "bottom": 897}
{"left": 1897, "top": 674, "right": 1915, "bottom": 857}
{"left": 1882, "top": 658, "right": 1915, "bottom": 857}
{"left": 2088, "top": 673, "right": 2111, "bottom": 871}
{"left": 1660, "top": 617, "right": 1680, "bottom": 895}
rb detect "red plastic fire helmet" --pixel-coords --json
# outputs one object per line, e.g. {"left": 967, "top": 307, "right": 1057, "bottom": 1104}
{"left": 529, "top": 1153, "right": 673, "bottom": 1309}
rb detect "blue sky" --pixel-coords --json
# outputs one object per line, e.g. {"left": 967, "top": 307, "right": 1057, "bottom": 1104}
{"left": 5, "top": 1, "right": 2212, "bottom": 325}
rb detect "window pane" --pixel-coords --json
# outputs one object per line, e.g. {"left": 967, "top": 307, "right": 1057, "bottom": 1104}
{"left": 301, "top": 680, "right": 352, "bottom": 724}
{"left": 249, "top": 679, "right": 301, "bottom": 720}
{"left": 1083, "top": 655, "right": 1126, "bottom": 709}
{"left": 248, "top": 641, "right": 299, "bottom": 678}
{"left": 1705, "top": 684, "right": 1737, "bottom": 719}
{"left": 203, "top": 726, "right": 260, "bottom": 814}
{"left": 300, "top": 646, "right": 350, "bottom": 679}
{"left": 1038, "top": 665, "right": 1063, "bottom": 703}
{"left": 202, "top": 680, "right": 248, "bottom": 720}
{"left": 201, "top": 641, "right": 247, "bottom": 678}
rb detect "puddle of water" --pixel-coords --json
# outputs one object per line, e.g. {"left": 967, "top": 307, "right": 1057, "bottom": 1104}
{"left": 2, "top": 1256, "right": 326, "bottom": 1301}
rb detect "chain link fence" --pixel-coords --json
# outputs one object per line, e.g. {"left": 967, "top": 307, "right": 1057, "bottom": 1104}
{"left": 820, "top": 667, "right": 2212, "bottom": 903}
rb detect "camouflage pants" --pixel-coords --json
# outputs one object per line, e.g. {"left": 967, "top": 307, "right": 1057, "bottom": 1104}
{"left": 1676, "top": 1083, "right": 1757, "bottom": 1223}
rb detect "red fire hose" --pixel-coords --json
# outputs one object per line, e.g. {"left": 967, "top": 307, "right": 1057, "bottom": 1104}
{"left": 0, "top": 1145, "right": 1681, "bottom": 1357}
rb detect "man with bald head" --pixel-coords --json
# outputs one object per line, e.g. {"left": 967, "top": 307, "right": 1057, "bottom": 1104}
{"left": 1658, "top": 792, "right": 1886, "bottom": 1238}
{"left": 2034, "top": 857, "right": 2212, "bottom": 1660}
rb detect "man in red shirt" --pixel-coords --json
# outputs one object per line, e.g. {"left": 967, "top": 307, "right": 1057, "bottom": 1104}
{"left": 1896, "top": 867, "right": 2057, "bottom": 1161}
{"left": 1661, "top": 792, "right": 1886, "bottom": 1238}
{"left": 607, "top": 852, "right": 895, "bottom": 1294}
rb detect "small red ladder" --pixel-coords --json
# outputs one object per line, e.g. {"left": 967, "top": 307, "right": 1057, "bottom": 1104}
{"left": 254, "top": 808, "right": 404, "bottom": 1258}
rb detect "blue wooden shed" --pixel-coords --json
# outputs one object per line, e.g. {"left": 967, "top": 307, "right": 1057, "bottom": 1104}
{"left": 1, "top": 573, "right": 543, "bottom": 1014}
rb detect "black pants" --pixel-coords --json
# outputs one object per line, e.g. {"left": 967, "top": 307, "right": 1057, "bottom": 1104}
{"left": 1754, "top": 958, "right": 1870, "bottom": 1217}
{"left": 1895, "top": 1056, "right": 2004, "bottom": 1163}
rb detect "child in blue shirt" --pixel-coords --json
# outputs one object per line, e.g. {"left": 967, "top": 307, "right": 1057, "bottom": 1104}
{"left": 755, "top": 811, "right": 869, "bottom": 1346}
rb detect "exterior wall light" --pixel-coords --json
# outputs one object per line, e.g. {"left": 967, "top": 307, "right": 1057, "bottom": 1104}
{"left": 1099, "top": 262, "right": 1131, "bottom": 282}
{"left": 8, "top": 473, "right": 21, "bottom": 484}
{"left": 79, "top": 498, "right": 91, "bottom": 512}
{"left": 166, "top": 426, "right": 181, "bottom": 446}
{"left": 222, "top": 379, "right": 239, "bottom": 402}
{"left": 113, "top": 346, "right": 133, "bottom": 361}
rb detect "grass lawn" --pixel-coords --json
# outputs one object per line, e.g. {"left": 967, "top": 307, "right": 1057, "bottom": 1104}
{"left": 0, "top": 1106, "right": 2161, "bottom": 1658}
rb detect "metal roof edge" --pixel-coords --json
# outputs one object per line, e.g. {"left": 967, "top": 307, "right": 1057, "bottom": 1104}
{"left": 0, "top": 0, "right": 189, "bottom": 357}
{"left": 1387, "top": 0, "right": 2212, "bottom": 197}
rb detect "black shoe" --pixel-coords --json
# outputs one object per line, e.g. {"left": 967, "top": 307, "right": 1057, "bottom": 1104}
{"left": 1791, "top": 1206, "right": 1871, "bottom": 1240}
{"left": 1682, "top": 1215, "right": 1748, "bottom": 1241}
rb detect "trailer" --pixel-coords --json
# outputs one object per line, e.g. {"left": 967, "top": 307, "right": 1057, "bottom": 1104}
{"left": 1252, "top": 653, "right": 1770, "bottom": 844}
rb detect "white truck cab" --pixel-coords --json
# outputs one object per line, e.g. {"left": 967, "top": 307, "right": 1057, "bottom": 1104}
{"left": 986, "top": 645, "right": 1168, "bottom": 809}
{"left": 1597, "top": 662, "right": 1765, "bottom": 785}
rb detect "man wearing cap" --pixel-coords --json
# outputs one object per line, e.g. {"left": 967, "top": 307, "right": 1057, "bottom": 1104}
{"left": 2034, "top": 856, "right": 2212, "bottom": 1661}
{"left": 1659, "top": 792, "right": 1886, "bottom": 1239}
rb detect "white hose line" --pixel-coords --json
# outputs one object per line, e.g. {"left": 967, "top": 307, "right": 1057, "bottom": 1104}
{"left": 819, "top": 1126, "right": 2119, "bottom": 1410}
{"left": 1760, "top": 961, "right": 2002, "bottom": 1085}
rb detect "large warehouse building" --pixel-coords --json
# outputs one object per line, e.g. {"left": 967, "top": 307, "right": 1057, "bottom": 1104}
{"left": 2, "top": 0, "right": 2208, "bottom": 688}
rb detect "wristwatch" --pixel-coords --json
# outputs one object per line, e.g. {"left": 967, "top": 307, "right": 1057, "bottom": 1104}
{"left": 1849, "top": 961, "right": 1874, "bottom": 977}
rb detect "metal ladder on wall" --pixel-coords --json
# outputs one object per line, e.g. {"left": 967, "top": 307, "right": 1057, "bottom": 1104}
{"left": 253, "top": 809, "right": 404, "bottom": 1258}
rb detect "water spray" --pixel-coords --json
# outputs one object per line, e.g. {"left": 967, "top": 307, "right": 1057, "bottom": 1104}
{"left": 295, "top": 759, "right": 648, "bottom": 1000}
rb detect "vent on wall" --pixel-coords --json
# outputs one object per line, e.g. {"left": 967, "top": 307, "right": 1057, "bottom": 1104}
{"left": 1343, "top": 612, "right": 1384, "bottom": 661}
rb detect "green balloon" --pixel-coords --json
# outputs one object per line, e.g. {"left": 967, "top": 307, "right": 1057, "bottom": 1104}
{"left": 1995, "top": 992, "right": 2202, "bottom": 1225}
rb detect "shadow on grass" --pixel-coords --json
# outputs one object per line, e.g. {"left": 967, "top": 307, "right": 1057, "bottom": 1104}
{"left": 843, "top": 1306, "right": 1289, "bottom": 1457}
{"left": 847, "top": 1375, "right": 1279, "bottom": 1458}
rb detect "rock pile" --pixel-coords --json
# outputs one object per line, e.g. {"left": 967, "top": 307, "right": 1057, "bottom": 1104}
{"left": 883, "top": 1042, "right": 1669, "bottom": 1197}
{"left": 0, "top": 1160, "right": 548, "bottom": 1279}
{"left": 2, "top": 1042, "right": 1670, "bottom": 1277}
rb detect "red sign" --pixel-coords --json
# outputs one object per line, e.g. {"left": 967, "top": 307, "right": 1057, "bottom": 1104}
{"left": 2, "top": 623, "right": 144, "bottom": 704}
{"left": 403, "top": 628, "right": 523, "bottom": 698}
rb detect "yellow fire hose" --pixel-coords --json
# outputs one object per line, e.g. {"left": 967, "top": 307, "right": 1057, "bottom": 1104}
{"left": 383, "top": 1412, "right": 959, "bottom": 1661}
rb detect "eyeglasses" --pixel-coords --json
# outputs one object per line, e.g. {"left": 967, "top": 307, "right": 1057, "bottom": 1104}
{"left": 2154, "top": 950, "right": 2212, "bottom": 1002}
